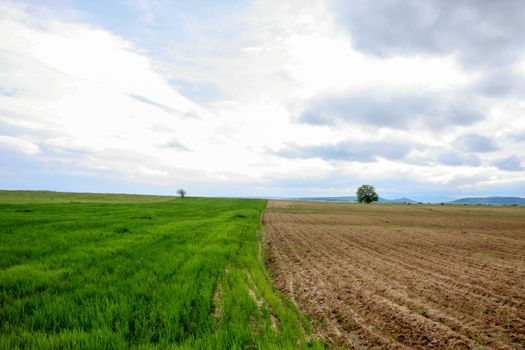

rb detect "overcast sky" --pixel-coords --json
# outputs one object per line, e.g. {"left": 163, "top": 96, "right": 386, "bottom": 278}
{"left": 1, "top": 0, "right": 524, "bottom": 201}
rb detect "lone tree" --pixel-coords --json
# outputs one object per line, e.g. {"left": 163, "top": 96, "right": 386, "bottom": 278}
{"left": 356, "top": 185, "right": 378, "bottom": 204}
{"left": 176, "top": 189, "right": 186, "bottom": 198}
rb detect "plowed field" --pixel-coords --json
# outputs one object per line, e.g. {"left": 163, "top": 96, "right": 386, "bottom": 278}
{"left": 264, "top": 200, "right": 525, "bottom": 349}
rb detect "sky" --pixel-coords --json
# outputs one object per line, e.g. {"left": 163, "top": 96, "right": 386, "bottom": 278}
{"left": 1, "top": 0, "right": 524, "bottom": 202}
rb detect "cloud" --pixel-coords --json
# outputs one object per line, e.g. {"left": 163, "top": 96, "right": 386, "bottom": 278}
{"left": 331, "top": 0, "right": 525, "bottom": 68}
{"left": 0, "top": 3, "right": 224, "bottom": 184}
{"left": 0, "top": 135, "right": 40, "bottom": 155}
{"left": 163, "top": 139, "right": 190, "bottom": 151}
{"left": 454, "top": 134, "right": 497, "bottom": 153}
{"left": 44, "top": 137, "right": 97, "bottom": 154}
{"left": 276, "top": 140, "right": 413, "bottom": 162}
{"left": 138, "top": 165, "right": 168, "bottom": 177}
{"left": 493, "top": 155, "right": 524, "bottom": 172}
{"left": 473, "top": 67, "right": 525, "bottom": 97}
{"left": 127, "top": 94, "right": 198, "bottom": 118}
{"left": 298, "top": 91, "right": 485, "bottom": 129}
{"left": 508, "top": 130, "right": 525, "bottom": 143}
{"left": 435, "top": 151, "right": 480, "bottom": 167}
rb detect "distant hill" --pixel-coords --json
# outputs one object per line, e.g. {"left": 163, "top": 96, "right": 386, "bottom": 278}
{"left": 294, "top": 196, "right": 419, "bottom": 204}
{"left": 447, "top": 197, "right": 525, "bottom": 206}
{"left": 384, "top": 197, "right": 420, "bottom": 204}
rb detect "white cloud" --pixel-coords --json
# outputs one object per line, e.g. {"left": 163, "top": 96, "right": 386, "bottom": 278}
{"left": 138, "top": 166, "right": 168, "bottom": 177}
{"left": 0, "top": 3, "right": 225, "bottom": 184}
{"left": 0, "top": 135, "right": 40, "bottom": 154}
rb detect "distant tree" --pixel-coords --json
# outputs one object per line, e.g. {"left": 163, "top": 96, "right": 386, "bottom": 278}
{"left": 356, "top": 185, "right": 378, "bottom": 204}
{"left": 176, "top": 189, "right": 186, "bottom": 198}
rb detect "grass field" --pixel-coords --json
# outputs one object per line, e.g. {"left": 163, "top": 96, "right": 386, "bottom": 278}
{"left": 264, "top": 200, "right": 525, "bottom": 349}
{"left": 0, "top": 191, "right": 323, "bottom": 349}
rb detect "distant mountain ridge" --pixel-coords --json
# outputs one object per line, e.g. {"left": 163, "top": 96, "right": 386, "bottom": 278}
{"left": 447, "top": 197, "right": 525, "bottom": 206}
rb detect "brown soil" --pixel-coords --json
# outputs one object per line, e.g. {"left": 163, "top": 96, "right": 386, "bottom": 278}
{"left": 264, "top": 200, "right": 525, "bottom": 349}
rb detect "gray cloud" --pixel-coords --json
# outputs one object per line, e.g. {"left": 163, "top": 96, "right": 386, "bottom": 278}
{"left": 278, "top": 141, "right": 486, "bottom": 168}
{"left": 331, "top": 0, "right": 525, "bottom": 68}
{"left": 164, "top": 139, "right": 190, "bottom": 151}
{"left": 128, "top": 94, "right": 198, "bottom": 119}
{"left": 454, "top": 134, "right": 497, "bottom": 153}
{"left": 473, "top": 68, "right": 525, "bottom": 97}
{"left": 276, "top": 140, "right": 412, "bottom": 162}
{"left": 508, "top": 130, "right": 525, "bottom": 143}
{"left": 493, "top": 155, "right": 524, "bottom": 171}
{"left": 299, "top": 92, "right": 484, "bottom": 129}
{"left": 435, "top": 151, "right": 480, "bottom": 167}
{"left": 128, "top": 94, "right": 179, "bottom": 115}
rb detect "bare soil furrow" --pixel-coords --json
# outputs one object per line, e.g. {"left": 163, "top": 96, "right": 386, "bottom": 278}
{"left": 315, "top": 226, "right": 525, "bottom": 336}
{"left": 264, "top": 201, "right": 525, "bottom": 349}
{"left": 281, "top": 225, "right": 518, "bottom": 349}
{"left": 267, "top": 225, "right": 401, "bottom": 349}
{"left": 324, "top": 226, "right": 525, "bottom": 309}
{"left": 277, "top": 228, "right": 479, "bottom": 349}
{"left": 273, "top": 217, "right": 524, "bottom": 281}
{"left": 300, "top": 228, "right": 519, "bottom": 349}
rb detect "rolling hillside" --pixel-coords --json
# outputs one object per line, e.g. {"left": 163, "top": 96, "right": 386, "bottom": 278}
{"left": 448, "top": 197, "right": 525, "bottom": 206}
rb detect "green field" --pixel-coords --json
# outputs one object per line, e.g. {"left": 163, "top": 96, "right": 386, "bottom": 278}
{"left": 0, "top": 191, "right": 322, "bottom": 349}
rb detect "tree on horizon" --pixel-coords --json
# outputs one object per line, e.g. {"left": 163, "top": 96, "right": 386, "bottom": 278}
{"left": 356, "top": 185, "right": 378, "bottom": 204}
